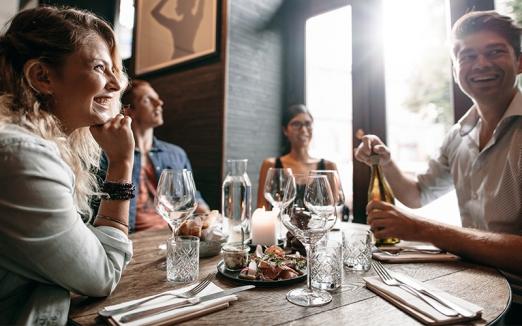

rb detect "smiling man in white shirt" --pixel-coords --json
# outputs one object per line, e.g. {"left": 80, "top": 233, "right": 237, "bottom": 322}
{"left": 355, "top": 10, "right": 522, "bottom": 323}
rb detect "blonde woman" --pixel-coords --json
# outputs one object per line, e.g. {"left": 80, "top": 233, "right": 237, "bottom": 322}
{"left": 0, "top": 7, "right": 134, "bottom": 324}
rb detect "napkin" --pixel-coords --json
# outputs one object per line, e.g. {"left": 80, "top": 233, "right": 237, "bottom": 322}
{"left": 364, "top": 272, "right": 482, "bottom": 325}
{"left": 100, "top": 282, "right": 237, "bottom": 326}
{"left": 372, "top": 241, "right": 460, "bottom": 263}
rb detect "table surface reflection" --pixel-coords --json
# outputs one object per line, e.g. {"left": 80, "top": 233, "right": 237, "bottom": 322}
{"left": 69, "top": 227, "right": 511, "bottom": 325}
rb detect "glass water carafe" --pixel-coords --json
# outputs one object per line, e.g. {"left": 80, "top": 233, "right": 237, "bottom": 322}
{"left": 222, "top": 159, "right": 252, "bottom": 242}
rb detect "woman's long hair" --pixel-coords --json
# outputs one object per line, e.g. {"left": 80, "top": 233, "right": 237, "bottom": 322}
{"left": 0, "top": 6, "right": 126, "bottom": 218}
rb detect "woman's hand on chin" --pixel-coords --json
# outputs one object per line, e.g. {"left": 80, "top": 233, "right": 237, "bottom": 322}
{"left": 90, "top": 114, "right": 134, "bottom": 165}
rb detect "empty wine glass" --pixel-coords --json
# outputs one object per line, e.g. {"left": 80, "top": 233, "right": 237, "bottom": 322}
{"left": 264, "top": 168, "right": 296, "bottom": 239}
{"left": 281, "top": 174, "right": 337, "bottom": 307}
{"left": 155, "top": 169, "right": 197, "bottom": 237}
{"left": 309, "top": 170, "right": 345, "bottom": 221}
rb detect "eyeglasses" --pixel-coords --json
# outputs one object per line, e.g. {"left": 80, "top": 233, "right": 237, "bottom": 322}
{"left": 288, "top": 121, "right": 313, "bottom": 130}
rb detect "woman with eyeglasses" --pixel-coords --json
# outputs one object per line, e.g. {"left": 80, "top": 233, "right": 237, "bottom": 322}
{"left": 256, "top": 104, "right": 338, "bottom": 208}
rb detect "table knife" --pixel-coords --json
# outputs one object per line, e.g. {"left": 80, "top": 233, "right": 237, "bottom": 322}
{"left": 119, "top": 285, "right": 255, "bottom": 323}
{"left": 392, "top": 272, "right": 475, "bottom": 318}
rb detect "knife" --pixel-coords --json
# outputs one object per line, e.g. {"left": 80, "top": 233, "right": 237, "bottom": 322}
{"left": 392, "top": 272, "right": 475, "bottom": 318}
{"left": 119, "top": 285, "right": 255, "bottom": 323}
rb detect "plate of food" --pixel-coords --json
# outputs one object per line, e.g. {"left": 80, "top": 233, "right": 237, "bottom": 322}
{"left": 217, "top": 245, "right": 306, "bottom": 287}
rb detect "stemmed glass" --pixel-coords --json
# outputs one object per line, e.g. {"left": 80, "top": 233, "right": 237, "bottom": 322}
{"left": 263, "top": 168, "right": 296, "bottom": 239}
{"left": 309, "top": 170, "right": 345, "bottom": 221}
{"left": 281, "top": 174, "right": 337, "bottom": 307}
{"left": 155, "top": 169, "right": 198, "bottom": 237}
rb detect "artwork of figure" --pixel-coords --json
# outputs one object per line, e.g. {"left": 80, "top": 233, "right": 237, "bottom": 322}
{"left": 151, "top": 0, "right": 204, "bottom": 59}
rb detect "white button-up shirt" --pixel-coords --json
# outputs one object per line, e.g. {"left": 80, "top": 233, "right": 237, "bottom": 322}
{"left": 417, "top": 91, "right": 522, "bottom": 302}
{"left": 418, "top": 91, "right": 522, "bottom": 235}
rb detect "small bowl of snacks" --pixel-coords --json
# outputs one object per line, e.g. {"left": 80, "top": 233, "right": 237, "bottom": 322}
{"left": 177, "top": 211, "right": 227, "bottom": 258}
{"left": 221, "top": 242, "right": 250, "bottom": 271}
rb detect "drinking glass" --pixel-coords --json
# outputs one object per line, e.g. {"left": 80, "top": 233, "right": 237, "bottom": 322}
{"left": 311, "top": 238, "right": 343, "bottom": 291}
{"left": 263, "top": 167, "right": 296, "bottom": 239}
{"left": 343, "top": 227, "right": 372, "bottom": 272}
{"left": 281, "top": 174, "right": 337, "bottom": 307}
{"left": 166, "top": 235, "right": 199, "bottom": 283}
{"left": 309, "top": 170, "right": 345, "bottom": 221}
{"left": 155, "top": 169, "right": 198, "bottom": 237}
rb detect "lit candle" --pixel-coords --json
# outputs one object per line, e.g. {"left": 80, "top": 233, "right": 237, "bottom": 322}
{"left": 251, "top": 208, "right": 277, "bottom": 246}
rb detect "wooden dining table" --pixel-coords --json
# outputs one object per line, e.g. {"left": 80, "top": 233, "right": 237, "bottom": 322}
{"left": 69, "top": 227, "right": 511, "bottom": 325}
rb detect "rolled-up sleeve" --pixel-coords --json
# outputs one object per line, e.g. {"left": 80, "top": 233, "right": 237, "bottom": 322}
{"left": 0, "top": 133, "right": 132, "bottom": 297}
{"left": 417, "top": 128, "right": 455, "bottom": 206}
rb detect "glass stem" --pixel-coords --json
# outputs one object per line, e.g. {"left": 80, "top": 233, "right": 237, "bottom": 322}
{"left": 305, "top": 242, "right": 314, "bottom": 291}
{"left": 170, "top": 222, "right": 180, "bottom": 237}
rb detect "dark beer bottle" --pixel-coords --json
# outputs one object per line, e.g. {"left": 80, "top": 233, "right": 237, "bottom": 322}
{"left": 368, "top": 154, "right": 400, "bottom": 245}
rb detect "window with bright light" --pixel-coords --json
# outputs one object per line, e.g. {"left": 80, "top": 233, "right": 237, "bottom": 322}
{"left": 305, "top": 6, "right": 353, "bottom": 209}
{"left": 495, "top": 0, "right": 522, "bottom": 21}
{"left": 383, "top": 0, "right": 459, "bottom": 225}
{"left": 115, "top": 0, "right": 135, "bottom": 60}
{"left": 383, "top": 0, "right": 452, "bottom": 175}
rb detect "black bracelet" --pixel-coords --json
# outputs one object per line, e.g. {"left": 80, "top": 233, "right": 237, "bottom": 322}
{"left": 101, "top": 181, "right": 135, "bottom": 200}
{"left": 103, "top": 181, "right": 133, "bottom": 190}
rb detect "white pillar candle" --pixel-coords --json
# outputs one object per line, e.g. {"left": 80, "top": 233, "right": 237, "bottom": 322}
{"left": 251, "top": 208, "right": 277, "bottom": 246}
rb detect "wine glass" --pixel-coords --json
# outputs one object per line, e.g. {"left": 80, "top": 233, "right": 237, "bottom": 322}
{"left": 309, "top": 170, "right": 345, "bottom": 221}
{"left": 155, "top": 169, "right": 197, "bottom": 237}
{"left": 281, "top": 174, "right": 337, "bottom": 307}
{"left": 263, "top": 168, "right": 296, "bottom": 239}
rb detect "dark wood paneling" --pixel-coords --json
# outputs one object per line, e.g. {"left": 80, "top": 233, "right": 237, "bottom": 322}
{"left": 351, "top": 0, "right": 386, "bottom": 223}
{"left": 150, "top": 0, "right": 229, "bottom": 210}
{"left": 225, "top": 0, "right": 285, "bottom": 202}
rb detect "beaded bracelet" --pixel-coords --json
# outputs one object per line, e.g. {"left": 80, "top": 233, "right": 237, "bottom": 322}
{"left": 101, "top": 181, "right": 135, "bottom": 200}
{"left": 96, "top": 214, "right": 129, "bottom": 229}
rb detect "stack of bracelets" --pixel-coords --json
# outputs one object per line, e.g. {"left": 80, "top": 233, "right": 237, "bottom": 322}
{"left": 101, "top": 181, "right": 135, "bottom": 200}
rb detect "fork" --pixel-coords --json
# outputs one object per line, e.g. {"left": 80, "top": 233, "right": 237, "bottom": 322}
{"left": 371, "top": 261, "right": 458, "bottom": 317}
{"left": 99, "top": 273, "right": 216, "bottom": 317}
{"left": 375, "top": 248, "right": 442, "bottom": 256}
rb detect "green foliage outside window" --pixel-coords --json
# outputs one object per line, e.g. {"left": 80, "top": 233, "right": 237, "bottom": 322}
{"left": 403, "top": 0, "right": 522, "bottom": 127}
{"left": 401, "top": 0, "right": 453, "bottom": 130}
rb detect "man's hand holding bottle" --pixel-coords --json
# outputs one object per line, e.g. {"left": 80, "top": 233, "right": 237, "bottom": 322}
{"left": 354, "top": 135, "right": 392, "bottom": 167}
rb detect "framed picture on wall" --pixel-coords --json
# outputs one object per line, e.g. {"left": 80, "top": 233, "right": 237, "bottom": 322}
{"left": 134, "top": 0, "right": 218, "bottom": 75}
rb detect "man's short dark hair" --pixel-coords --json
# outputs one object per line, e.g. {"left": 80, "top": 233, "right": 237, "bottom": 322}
{"left": 121, "top": 79, "right": 151, "bottom": 108}
{"left": 452, "top": 10, "right": 522, "bottom": 57}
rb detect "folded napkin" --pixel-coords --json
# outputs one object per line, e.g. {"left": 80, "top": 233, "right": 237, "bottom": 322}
{"left": 373, "top": 241, "right": 459, "bottom": 263}
{"left": 100, "top": 282, "right": 237, "bottom": 326}
{"left": 364, "top": 272, "right": 482, "bottom": 325}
